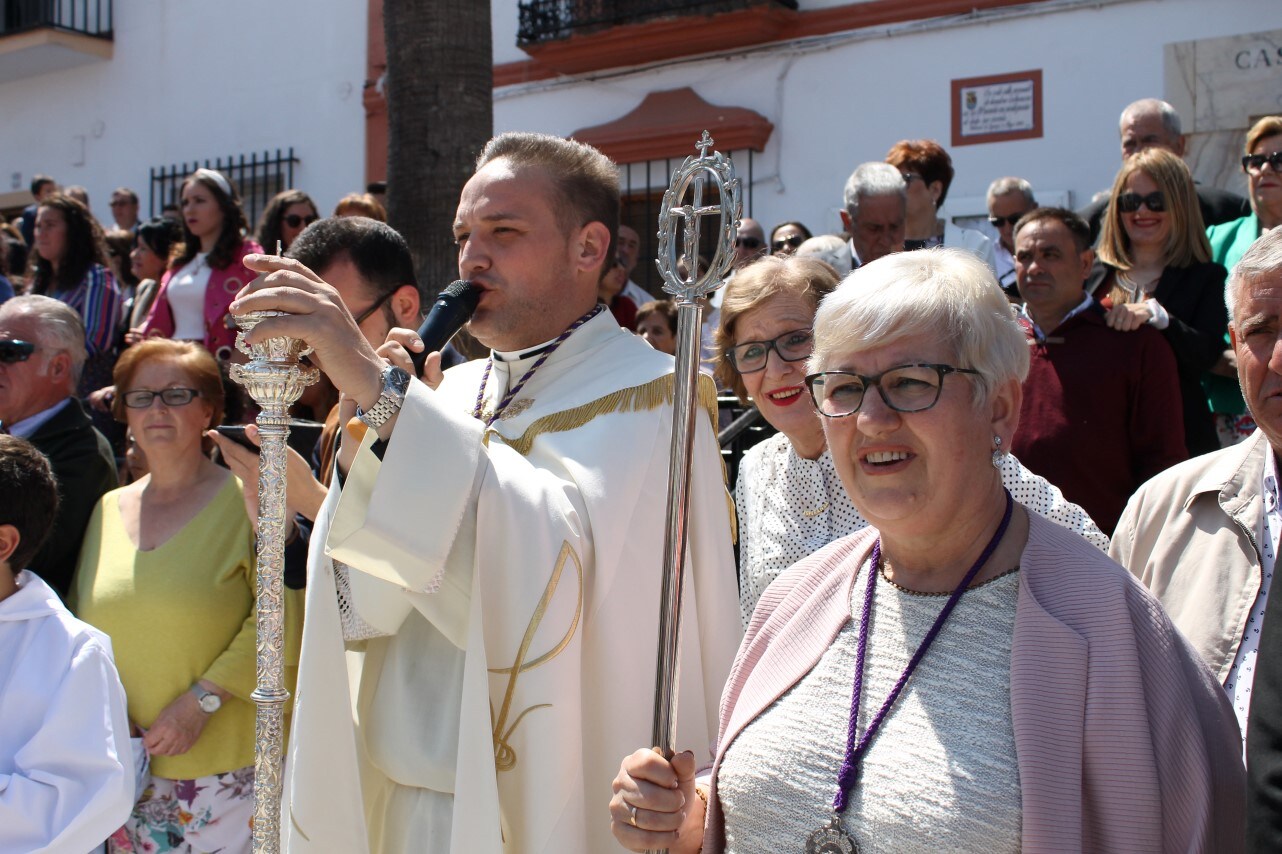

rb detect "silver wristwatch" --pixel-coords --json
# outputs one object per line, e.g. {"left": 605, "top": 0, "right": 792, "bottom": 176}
{"left": 191, "top": 683, "right": 222, "bottom": 714}
{"left": 357, "top": 365, "right": 411, "bottom": 431}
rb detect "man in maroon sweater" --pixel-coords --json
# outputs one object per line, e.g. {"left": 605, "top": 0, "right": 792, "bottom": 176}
{"left": 1010, "top": 207, "right": 1186, "bottom": 534}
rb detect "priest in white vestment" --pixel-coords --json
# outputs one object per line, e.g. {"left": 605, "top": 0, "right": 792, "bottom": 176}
{"left": 235, "top": 133, "right": 742, "bottom": 854}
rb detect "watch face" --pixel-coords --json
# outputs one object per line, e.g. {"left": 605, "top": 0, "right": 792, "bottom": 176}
{"left": 199, "top": 694, "right": 221, "bottom": 713}
{"left": 388, "top": 366, "right": 411, "bottom": 395}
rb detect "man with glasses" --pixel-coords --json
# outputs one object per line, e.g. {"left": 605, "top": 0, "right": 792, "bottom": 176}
{"left": 0, "top": 295, "right": 116, "bottom": 597}
{"left": 840, "top": 162, "right": 907, "bottom": 269}
{"left": 986, "top": 177, "right": 1038, "bottom": 297}
{"left": 1080, "top": 98, "right": 1249, "bottom": 241}
{"left": 210, "top": 215, "right": 423, "bottom": 520}
{"left": 1004, "top": 208, "right": 1184, "bottom": 535}
{"left": 109, "top": 187, "right": 140, "bottom": 232}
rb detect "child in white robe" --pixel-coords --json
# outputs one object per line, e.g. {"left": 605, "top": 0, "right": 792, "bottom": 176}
{"left": 0, "top": 435, "right": 135, "bottom": 853}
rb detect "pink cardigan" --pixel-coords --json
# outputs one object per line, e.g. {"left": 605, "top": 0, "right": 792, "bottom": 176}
{"left": 703, "top": 513, "right": 1245, "bottom": 853}
{"left": 140, "top": 239, "right": 261, "bottom": 361}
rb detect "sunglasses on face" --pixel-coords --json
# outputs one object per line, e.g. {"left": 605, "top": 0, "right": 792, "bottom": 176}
{"left": 121, "top": 388, "right": 201, "bottom": 409}
{"left": 772, "top": 235, "right": 805, "bottom": 252}
{"left": 1116, "top": 191, "right": 1166, "bottom": 214}
{"left": 988, "top": 213, "right": 1027, "bottom": 229}
{"left": 283, "top": 214, "right": 319, "bottom": 229}
{"left": 0, "top": 339, "right": 36, "bottom": 364}
{"left": 735, "top": 236, "right": 763, "bottom": 250}
{"left": 1243, "top": 152, "right": 1282, "bottom": 173}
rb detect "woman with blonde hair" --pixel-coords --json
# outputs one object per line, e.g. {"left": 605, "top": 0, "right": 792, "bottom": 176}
{"left": 1089, "top": 147, "right": 1227, "bottom": 456}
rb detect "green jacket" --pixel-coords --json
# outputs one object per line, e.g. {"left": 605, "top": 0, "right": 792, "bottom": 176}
{"left": 1203, "top": 213, "right": 1261, "bottom": 415}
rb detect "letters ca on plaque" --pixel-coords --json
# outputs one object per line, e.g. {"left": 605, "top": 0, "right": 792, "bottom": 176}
{"left": 950, "top": 69, "right": 1044, "bottom": 147}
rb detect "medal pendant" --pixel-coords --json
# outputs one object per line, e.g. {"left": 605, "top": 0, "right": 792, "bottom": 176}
{"left": 805, "top": 814, "right": 857, "bottom": 854}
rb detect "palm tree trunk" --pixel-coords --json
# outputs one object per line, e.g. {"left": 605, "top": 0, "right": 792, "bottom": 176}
{"left": 383, "top": 0, "right": 492, "bottom": 306}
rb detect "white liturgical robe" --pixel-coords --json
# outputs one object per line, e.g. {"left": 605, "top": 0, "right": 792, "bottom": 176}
{"left": 0, "top": 570, "right": 135, "bottom": 853}
{"left": 283, "top": 311, "right": 740, "bottom": 853}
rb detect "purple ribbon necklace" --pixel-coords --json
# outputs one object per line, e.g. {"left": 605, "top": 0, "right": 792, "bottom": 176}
{"left": 806, "top": 489, "right": 1014, "bottom": 854}
{"left": 471, "top": 304, "right": 604, "bottom": 428}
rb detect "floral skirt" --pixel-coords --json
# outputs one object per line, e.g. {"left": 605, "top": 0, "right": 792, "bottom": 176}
{"left": 107, "top": 765, "right": 254, "bottom": 854}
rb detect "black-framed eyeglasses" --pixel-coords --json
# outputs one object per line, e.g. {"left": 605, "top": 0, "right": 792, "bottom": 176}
{"left": 771, "top": 234, "right": 805, "bottom": 252}
{"left": 0, "top": 339, "right": 36, "bottom": 364}
{"left": 900, "top": 172, "right": 924, "bottom": 184}
{"left": 122, "top": 387, "right": 202, "bottom": 409}
{"left": 805, "top": 363, "right": 980, "bottom": 418}
{"left": 727, "top": 328, "right": 813, "bottom": 374}
{"left": 352, "top": 289, "right": 396, "bottom": 326}
{"left": 735, "top": 236, "right": 763, "bottom": 250}
{"left": 1243, "top": 152, "right": 1282, "bottom": 174}
{"left": 988, "top": 213, "right": 1027, "bottom": 229}
{"left": 1116, "top": 191, "right": 1166, "bottom": 213}
{"left": 283, "top": 213, "right": 319, "bottom": 229}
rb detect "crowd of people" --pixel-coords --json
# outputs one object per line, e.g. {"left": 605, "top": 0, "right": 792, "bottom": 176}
{"left": 0, "top": 94, "right": 1280, "bottom": 852}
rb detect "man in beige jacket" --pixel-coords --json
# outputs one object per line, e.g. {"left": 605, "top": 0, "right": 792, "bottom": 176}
{"left": 1110, "top": 226, "right": 1282, "bottom": 850}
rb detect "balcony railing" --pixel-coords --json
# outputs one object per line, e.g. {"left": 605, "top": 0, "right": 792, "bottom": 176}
{"left": 1, "top": 0, "right": 114, "bottom": 39}
{"left": 518, "top": 0, "right": 797, "bottom": 45}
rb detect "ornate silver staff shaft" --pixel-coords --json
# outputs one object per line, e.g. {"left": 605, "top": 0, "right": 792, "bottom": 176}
{"left": 230, "top": 311, "right": 318, "bottom": 854}
{"left": 649, "top": 133, "right": 740, "bottom": 854}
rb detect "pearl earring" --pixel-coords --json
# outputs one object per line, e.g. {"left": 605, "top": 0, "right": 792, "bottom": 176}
{"left": 992, "top": 435, "right": 1004, "bottom": 469}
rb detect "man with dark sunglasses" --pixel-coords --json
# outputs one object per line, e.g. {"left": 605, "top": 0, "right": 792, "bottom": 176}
{"left": 732, "top": 217, "right": 767, "bottom": 268}
{"left": 0, "top": 296, "right": 116, "bottom": 597}
{"left": 1080, "top": 98, "right": 1249, "bottom": 242}
{"left": 986, "top": 177, "right": 1038, "bottom": 297}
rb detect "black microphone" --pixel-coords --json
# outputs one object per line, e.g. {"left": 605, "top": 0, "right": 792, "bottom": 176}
{"left": 410, "top": 280, "right": 482, "bottom": 375}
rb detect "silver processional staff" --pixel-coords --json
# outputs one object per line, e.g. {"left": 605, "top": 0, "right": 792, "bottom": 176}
{"left": 230, "top": 308, "right": 317, "bottom": 854}
{"left": 648, "top": 131, "right": 742, "bottom": 854}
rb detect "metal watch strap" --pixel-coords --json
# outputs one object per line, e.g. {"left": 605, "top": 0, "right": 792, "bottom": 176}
{"left": 358, "top": 365, "right": 410, "bottom": 431}
{"left": 191, "top": 683, "right": 221, "bottom": 713}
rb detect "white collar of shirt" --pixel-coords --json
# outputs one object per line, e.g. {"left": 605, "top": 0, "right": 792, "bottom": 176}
{"left": 1017, "top": 292, "right": 1093, "bottom": 339}
{"left": 5, "top": 397, "right": 72, "bottom": 439}
{"left": 847, "top": 239, "right": 863, "bottom": 269}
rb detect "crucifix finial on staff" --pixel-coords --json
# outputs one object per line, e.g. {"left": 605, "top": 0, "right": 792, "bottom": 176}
{"left": 655, "top": 130, "right": 742, "bottom": 304}
{"left": 695, "top": 130, "right": 715, "bottom": 160}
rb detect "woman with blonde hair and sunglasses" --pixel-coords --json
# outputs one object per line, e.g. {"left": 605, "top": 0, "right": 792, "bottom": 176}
{"left": 1205, "top": 115, "right": 1282, "bottom": 445}
{"left": 1088, "top": 147, "right": 1228, "bottom": 456}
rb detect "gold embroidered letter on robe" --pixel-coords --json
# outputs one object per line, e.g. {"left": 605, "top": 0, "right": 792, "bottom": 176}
{"left": 488, "top": 541, "right": 584, "bottom": 772}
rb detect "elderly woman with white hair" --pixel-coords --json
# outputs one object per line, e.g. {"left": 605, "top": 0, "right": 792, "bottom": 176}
{"left": 611, "top": 248, "right": 1245, "bottom": 853}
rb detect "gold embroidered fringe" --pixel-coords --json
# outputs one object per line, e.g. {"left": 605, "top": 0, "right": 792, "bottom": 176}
{"left": 488, "top": 373, "right": 719, "bottom": 457}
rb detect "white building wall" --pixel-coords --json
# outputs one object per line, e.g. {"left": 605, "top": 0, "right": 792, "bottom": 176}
{"left": 0, "top": 0, "right": 366, "bottom": 227}
{"left": 491, "top": 0, "right": 1282, "bottom": 241}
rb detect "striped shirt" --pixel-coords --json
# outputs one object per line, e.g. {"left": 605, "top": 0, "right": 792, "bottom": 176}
{"left": 53, "top": 264, "right": 122, "bottom": 355}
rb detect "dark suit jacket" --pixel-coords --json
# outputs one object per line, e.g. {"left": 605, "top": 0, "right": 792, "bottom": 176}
{"left": 27, "top": 398, "right": 118, "bottom": 598}
{"left": 1080, "top": 183, "right": 1250, "bottom": 243}
{"left": 1086, "top": 259, "right": 1227, "bottom": 458}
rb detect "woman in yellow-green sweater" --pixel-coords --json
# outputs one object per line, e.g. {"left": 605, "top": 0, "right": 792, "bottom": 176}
{"left": 72, "top": 339, "right": 300, "bottom": 853}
